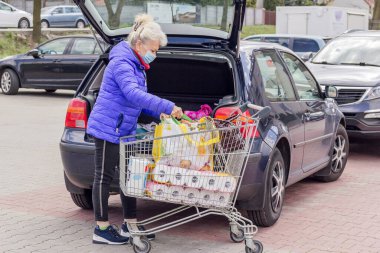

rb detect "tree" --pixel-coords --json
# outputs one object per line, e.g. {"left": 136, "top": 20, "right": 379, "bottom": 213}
{"left": 32, "top": 0, "right": 41, "bottom": 44}
{"left": 374, "top": 0, "right": 380, "bottom": 20}
{"left": 373, "top": 0, "right": 380, "bottom": 29}
{"left": 264, "top": 0, "right": 284, "bottom": 11}
{"left": 104, "top": 0, "right": 126, "bottom": 29}
{"left": 221, "top": 0, "right": 229, "bottom": 31}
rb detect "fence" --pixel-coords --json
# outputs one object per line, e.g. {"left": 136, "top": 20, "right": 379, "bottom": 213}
{"left": 7, "top": 0, "right": 266, "bottom": 26}
{"left": 370, "top": 20, "right": 380, "bottom": 30}
{"left": 264, "top": 10, "right": 276, "bottom": 25}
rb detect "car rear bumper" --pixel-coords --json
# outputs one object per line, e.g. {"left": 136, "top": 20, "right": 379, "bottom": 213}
{"left": 340, "top": 98, "right": 380, "bottom": 137}
{"left": 60, "top": 129, "right": 120, "bottom": 192}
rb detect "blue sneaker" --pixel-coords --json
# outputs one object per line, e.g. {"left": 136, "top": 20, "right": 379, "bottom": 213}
{"left": 93, "top": 225, "right": 129, "bottom": 245}
{"left": 121, "top": 223, "right": 156, "bottom": 241}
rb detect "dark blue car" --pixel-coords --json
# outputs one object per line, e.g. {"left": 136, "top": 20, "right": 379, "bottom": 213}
{"left": 60, "top": 0, "right": 348, "bottom": 228}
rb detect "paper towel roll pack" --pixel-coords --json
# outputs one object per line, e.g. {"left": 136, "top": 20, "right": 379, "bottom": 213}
{"left": 182, "top": 187, "right": 201, "bottom": 205}
{"left": 145, "top": 182, "right": 169, "bottom": 201}
{"left": 126, "top": 156, "right": 152, "bottom": 196}
{"left": 201, "top": 172, "right": 237, "bottom": 193}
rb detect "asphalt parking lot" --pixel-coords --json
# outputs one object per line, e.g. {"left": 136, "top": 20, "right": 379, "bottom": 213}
{"left": 0, "top": 89, "right": 380, "bottom": 253}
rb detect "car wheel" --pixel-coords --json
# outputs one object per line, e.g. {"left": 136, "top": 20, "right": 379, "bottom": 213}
{"left": 45, "top": 89, "right": 57, "bottom": 93}
{"left": 41, "top": 20, "right": 49, "bottom": 29}
{"left": 247, "top": 148, "right": 286, "bottom": 227}
{"left": 70, "top": 190, "right": 93, "bottom": 209}
{"left": 18, "top": 18, "right": 30, "bottom": 28}
{"left": 76, "top": 20, "right": 85, "bottom": 29}
{"left": 315, "top": 124, "right": 349, "bottom": 182}
{"left": 1, "top": 69, "right": 20, "bottom": 95}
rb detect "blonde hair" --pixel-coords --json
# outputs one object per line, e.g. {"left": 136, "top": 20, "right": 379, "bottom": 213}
{"left": 127, "top": 14, "right": 168, "bottom": 47}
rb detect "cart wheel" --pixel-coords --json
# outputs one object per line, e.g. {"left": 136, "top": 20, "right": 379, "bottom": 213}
{"left": 133, "top": 237, "right": 151, "bottom": 253}
{"left": 245, "top": 240, "right": 263, "bottom": 253}
{"left": 230, "top": 227, "right": 245, "bottom": 243}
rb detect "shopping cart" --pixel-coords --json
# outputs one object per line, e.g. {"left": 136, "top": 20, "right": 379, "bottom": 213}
{"left": 119, "top": 104, "right": 270, "bottom": 253}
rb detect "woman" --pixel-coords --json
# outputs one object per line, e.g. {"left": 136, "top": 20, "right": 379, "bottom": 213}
{"left": 87, "top": 14, "right": 183, "bottom": 245}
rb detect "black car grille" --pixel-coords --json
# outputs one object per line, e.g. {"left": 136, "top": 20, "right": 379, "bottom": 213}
{"left": 335, "top": 89, "right": 367, "bottom": 105}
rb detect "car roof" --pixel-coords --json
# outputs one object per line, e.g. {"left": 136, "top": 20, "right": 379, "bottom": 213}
{"left": 240, "top": 40, "right": 294, "bottom": 53}
{"left": 244, "top": 34, "right": 326, "bottom": 40}
{"left": 340, "top": 30, "right": 380, "bottom": 37}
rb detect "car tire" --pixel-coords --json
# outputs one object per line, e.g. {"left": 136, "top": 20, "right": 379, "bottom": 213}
{"left": 45, "top": 89, "right": 57, "bottom": 93}
{"left": 315, "top": 124, "right": 349, "bottom": 182}
{"left": 70, "top": 190, "right": 93, "bottom": 209}
{"left": 1, "top": 69, "right": 20, "bottom": 95}
{"left": 18, "top": 18, "right": 30, "bottom": 28}
{"left": 76, "top": 20, "right": 85, "bottom": 29}
{"left": 41, "top": 20, "right": 49, "bottom": 29}
{"left": 247, "top": 148, "right": 286, "bottom": 227}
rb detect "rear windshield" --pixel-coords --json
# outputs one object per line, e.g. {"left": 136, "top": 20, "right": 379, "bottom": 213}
{"left": 89, "top": 0, "right": 235, "bottom": 32}
{"left": 293, "top": 38, "right": 320, "bottom": 53}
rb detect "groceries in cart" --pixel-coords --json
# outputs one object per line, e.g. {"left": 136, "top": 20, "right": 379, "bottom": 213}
{"left": 120, "top": 103, "right": 266, "bottom": 253}
{"left": 122, "top": 104, "right": 261, "bottom": 209}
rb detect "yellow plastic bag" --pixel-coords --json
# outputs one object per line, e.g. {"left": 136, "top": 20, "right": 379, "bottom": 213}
{"left": 152, "top": 117, "right": 219, "bottom": 171}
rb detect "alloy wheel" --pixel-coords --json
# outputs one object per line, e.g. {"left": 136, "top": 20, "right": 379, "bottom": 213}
{"left": 20, "top": 19, "right": 29, "bottom": 28}
{"left": 271, "top": 161, "right": 285, "bottom": 213}
{"left": 77, "top": 21, "right": 85, "bottom": 29}
{"left": 331, "top": 135, "right": 347, "bottom": 173}
{"left": 1, "top": 72, "right": 11, "bottom": 93}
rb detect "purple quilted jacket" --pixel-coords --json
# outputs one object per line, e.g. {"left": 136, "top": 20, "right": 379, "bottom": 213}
{"left": 86, "top": 41, "right": 174, "bottom": 144}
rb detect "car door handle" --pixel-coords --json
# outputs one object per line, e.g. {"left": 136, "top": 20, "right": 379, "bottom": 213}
{"left": 89, "top": 59, "right": 96, "bottom": 63}
{"left": 53, "top": 59, "right": 61, "bottom": 63}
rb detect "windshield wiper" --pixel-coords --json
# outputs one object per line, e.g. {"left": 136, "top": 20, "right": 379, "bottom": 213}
{"left": 340, "top": 62, "right": 380, "bottom": 67}
{"left": 311, "top": 61, "right": 336, "bottom": 65}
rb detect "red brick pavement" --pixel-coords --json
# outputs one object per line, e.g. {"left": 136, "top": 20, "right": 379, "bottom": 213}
{"left": 0, "top": 140, "right": 379, "bottom": 252}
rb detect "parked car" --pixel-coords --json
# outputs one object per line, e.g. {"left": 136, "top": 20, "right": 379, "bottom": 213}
{"left": 0, "top": 35, "right": 106, "bottom": 95}
{"left": 0, "top": 1, "right": 32, "bottom": 28}
{"left": 308, "top": 30, "right": 380, "bottom": 138}
{"left": 243, "top": 34, "right": 326, "bottom": 59}
{"left": 60, "top": 0, "right": 348, "bottom": 227}
{"left": 41, "top": 5, "right": 88, "bottom": 28}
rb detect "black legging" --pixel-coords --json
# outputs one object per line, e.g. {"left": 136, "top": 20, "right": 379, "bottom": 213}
{"left": 92, "top": 137, "right": 137, "bottom": 221}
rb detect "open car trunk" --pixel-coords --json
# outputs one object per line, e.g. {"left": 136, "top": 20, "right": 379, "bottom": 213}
{"left": 84, "top": 51, "right": 237, "bottom": 123}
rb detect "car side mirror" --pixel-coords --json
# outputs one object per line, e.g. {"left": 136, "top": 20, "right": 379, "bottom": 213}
{"left": 325, "top": 86, "right": 338, "bottom": 98}
{"left": 27, "top": 49, "right": 41, "bottom": 59}
{"left": 301, "top": 52, "right": 315, "bottom": 62}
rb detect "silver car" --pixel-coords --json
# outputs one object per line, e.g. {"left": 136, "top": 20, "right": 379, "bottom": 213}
{"left": 41, "top": 5, "right": 88, "bottom": 28}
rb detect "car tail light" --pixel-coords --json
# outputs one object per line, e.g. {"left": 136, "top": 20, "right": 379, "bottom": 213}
{"left": 214, "top": 106, "right": 259, "bottom": 138}
{"left": 65, "top": 98, "right": 88, "bottom": 129}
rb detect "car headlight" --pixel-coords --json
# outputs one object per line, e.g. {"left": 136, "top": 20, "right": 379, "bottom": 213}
{"left": 364, "top": 86, "right": 380, "bottom": 100}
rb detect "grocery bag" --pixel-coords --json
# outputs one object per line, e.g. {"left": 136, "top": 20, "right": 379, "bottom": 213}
{"left": 152, "top": 117, "right": 219, "bottom": 171}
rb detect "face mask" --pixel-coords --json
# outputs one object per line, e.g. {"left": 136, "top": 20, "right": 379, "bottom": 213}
{"left": 142, "top": 50, "right": 156, "bottom": 64}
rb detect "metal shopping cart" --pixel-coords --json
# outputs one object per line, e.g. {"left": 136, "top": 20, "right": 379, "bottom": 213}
{"left": 119, "top": 104, "right": 270, "bottom": 253}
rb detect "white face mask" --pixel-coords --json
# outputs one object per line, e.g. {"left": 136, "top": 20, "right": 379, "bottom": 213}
{"left": 143, "top": 50, "right": 156, "bottom": 64}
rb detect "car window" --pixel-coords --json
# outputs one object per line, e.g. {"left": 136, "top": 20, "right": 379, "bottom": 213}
{"left": 52, "top": 7, "right": 63, "bottom": 14}
{"left": 65, "top": 7, "right": 78, "bottom": 14}
{"left": 94, "top": 42, "right": 106, "bottom": 54}
{"left": 0, "top": 2, "right": 12, "bottom": 11}
{"left": 293, "top": 39, "right": 320, "bottom": 52}
{"left": 38, "top": 38, "right": 71, "bottom": 55}
{"left": 70, "top": 38, "right": 96, "bottom": 55}
{"left": 253, "top": 50, "right": 296, "bottom": 102}
{"left": 264, "top": 37, "right": 290, "bottom": 48}
{"left": 246, "top": 37, "right": 262, "bottom": 42}
{"left": 282, "top": 52, "right": 320, "bottom": 100}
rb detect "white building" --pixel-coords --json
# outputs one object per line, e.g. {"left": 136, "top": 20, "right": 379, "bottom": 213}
{"left": 329, "top": 0, "right": 374, "bottom": 17}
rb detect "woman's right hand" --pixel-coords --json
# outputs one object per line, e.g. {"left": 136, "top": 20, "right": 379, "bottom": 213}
{"left": 171, "top": 106, "right": 183, "bottom": 119}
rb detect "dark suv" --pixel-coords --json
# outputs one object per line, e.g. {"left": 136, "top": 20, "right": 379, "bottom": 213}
{"left": 60, "top": 0, "right": 348, "bottom": 227}
{"left": 308, "top": 31, "right": 380, "bottom": 137}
